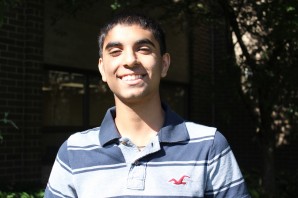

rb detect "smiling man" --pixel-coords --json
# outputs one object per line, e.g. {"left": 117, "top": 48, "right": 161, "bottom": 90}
{"left": 45, "top": 13, "right": 250, "bottom": 198}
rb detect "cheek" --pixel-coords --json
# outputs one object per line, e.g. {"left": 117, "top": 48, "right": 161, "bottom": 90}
{"left": 150, "top": 60, "right": 163, "bottom": 75}
{"left": 103, "top": 60, "right": 118, "bottom": 75}
{"left": 142, "top": 56, "right": 158, "bottom": 68}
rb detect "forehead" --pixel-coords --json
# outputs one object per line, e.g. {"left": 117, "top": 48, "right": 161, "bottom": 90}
{"left": 103, "top": 24, "right": 157, "bottom": 46}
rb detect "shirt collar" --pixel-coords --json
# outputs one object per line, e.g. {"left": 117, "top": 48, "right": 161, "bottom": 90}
{"left": 99, "top": 104, "right": 189, "bottom": 147}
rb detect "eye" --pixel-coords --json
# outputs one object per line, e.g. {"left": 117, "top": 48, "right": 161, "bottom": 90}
{"left": 138, "top": 46, "right": 151, "bottom": 54}
{"left": 109, "top": 49, "right": 122, "bottom": 57}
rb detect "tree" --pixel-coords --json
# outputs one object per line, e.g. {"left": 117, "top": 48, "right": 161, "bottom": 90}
{"left": 2, "top": 0, "right": 296, "bottom": 196}
{"left": 42, "top": 0, "right": 298, "bottom": 195}
{"left": 218, "top": 1, "right": 298, "bottom": 196}
{"left": 111, "top": 0, "right": 298, "bottom": 196}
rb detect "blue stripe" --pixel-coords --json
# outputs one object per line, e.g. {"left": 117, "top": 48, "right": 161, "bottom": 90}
{"left": 73, "top": 163, "right": 127, "bottom": 174}
{"left": 205, "top": 177, "right": 244, "bottom": 194}
{"left": 208, "top": 147, "right": 232, "bottom": 166}
{"left": 145, "top": 141, "right": 212, "bottom": 162}
{"left": 67, "top": 139, "right": 217, "bottom": 170}
{"left": 211, "top": 132, "right": 230, "bottom": 154}
{"left": 205, "top": 178, "right": 249, "bottom": 198}
{"left": 69, "top": 145, "right": 125, "bottom": 169}
{"left": 56, "top": 158, "right": 72, "bottom": 174}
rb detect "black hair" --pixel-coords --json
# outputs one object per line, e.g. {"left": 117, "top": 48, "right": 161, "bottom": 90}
{"left": 98, "top": 12, "right": 166, "bottom": 57}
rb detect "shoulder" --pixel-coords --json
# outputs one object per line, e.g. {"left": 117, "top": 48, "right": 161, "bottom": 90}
{"left": 185, "top": 121, "right": 217, "bottom": 138}
{"left": 55, "top": 127, "right": 102, "bottom": 167}
{"left": 185, "top": 121, "right": 229, "bottom": 150}
{"left": 66, "top": 127, "right": 102, "bottom": 148}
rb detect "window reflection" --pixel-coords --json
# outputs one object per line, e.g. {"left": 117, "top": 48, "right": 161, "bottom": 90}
{"left": 160, "top": 83, "right": 188, "bottom": 118}
{"left": 42, "top": 69, "right": 188, "bottom": 128}
{"left": 89, "top": 76, "right": 114, "bottom": 126}
{"left": 42, "top": 70, "right": 114, "bottom": 127}
{"left": 43, "top": 70, "right": 85, "bottom": 126}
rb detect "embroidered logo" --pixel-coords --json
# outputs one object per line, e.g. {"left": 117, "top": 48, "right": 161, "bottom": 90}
{"left": 168, "top": 175, "right": 190, "bottom": 185}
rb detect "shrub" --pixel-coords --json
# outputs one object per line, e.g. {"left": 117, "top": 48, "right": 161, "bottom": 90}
{"left": 0, "top": 190, "right": 44, "bottom": 198}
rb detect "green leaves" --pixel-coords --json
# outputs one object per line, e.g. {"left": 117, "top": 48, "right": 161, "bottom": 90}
{"left": 0, "top": 112, "right": 18, "bottom": 130}
{"left": 0, "top": 112, "right": 18, "bottom": 143}
{"left": 0, "top": 190, "right": 44, "bottom": 198}
{"left": 110, "top": 0, "right": 121, "bottom": 10}
{"left": 0, "top": 0, "right": 22, "bottom": 27}
{"left": 286, "top": 6, "right": 295, "bottom": 12}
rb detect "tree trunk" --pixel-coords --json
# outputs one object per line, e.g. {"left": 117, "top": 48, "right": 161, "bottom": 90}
{"left": 261, "top": 135, "right": 276, "bottom": 197}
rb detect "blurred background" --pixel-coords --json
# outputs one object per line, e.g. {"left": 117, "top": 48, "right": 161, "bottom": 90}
{"left": 0, "top": 0, "right": 297, "bottom": 197}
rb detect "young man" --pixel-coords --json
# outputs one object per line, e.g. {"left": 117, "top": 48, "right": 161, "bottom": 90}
{"left": 45, "top": 13, "right": 250, "bottom": 197}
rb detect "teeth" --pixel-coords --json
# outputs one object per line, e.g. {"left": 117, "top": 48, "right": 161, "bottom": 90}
{"left": 122, "top": 75, "right": 143, "bottom": 81}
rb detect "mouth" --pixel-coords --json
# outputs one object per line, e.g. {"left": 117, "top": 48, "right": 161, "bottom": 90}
{"left": 118, "top": 74, "right": 147, "bottom": 81}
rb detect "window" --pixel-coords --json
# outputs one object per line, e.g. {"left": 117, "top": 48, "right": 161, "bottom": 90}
{"left": 160, "top": 81, "right": 189, "bottom": 118}
{"left": 42, "top": 66, "right": 114, "bottom": 131}
{"left": 42, "top": 66, "right": 189, "bottom": 131}
{"left": 41, "top": 65, "right": 189, "bottom": 166}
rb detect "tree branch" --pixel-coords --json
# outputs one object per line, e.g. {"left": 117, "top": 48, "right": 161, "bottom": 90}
{"left": 218, "top": 0, "right": 257, "bottom": 71}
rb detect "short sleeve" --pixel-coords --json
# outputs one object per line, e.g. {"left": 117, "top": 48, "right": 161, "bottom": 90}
{"left": 45, "top": 141, "right": 77, "bottom": 198}
{"left": 205, "top": 131, "right": 250, "bottom": 198}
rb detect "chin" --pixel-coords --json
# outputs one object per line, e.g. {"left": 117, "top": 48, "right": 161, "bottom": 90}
{"left": 115, "top": 93, "right": 151, "bottom": 104}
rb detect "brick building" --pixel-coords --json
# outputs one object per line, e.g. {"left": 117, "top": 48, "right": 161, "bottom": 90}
{"left": 0, "top": 0, "right": 274, "bottom": 188}
{"left": 0, "top": 0, "right": 43, "bottom": 186}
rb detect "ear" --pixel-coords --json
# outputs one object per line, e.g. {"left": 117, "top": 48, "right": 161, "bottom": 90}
{"left": 98, "top": 58, "right": 107, "bottom": 82}
{"left": 161, "top": 53, "right": 170, "bottom": 78}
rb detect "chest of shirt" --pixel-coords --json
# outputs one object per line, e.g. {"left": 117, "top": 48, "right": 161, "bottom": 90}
{"left": 73, "top": 162, "right": 207, "bottom": 197}
{"left": 69, "top": 138, "right": 210, "bottom": 197}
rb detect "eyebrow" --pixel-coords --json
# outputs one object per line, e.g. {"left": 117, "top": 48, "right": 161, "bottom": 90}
{"left": 104, "top": 41, "right": 122, "bottom": 51}
{"left": 104, "top": 39, "right": 156, "bottom": 51}
{"left": 135, "top": 39, "right": 156, "bottom": 48}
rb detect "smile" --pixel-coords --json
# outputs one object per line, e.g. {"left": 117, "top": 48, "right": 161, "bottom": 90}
{"left": 119, "top": 74, "right": 146, "bottom": 81}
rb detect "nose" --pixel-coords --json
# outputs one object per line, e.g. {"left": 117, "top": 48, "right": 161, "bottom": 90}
{"left": 123, "top": 49, "right": 138, "bottom": 67}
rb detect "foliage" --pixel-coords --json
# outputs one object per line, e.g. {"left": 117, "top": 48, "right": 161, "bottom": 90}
{"left": 222, "top": 1, "right": 298, "bottom": 194}
{"left": 47, "top": 0, "right": 98, "bottom": 24}
{"left": 111, "top": 0, "right": 298, "bottom": 146}
{"left": 0, "top": 0, "right": 22, "bottom": 26}
{"left": 0, "top": 190, "right": 44, "bottom": 198}
{"left": 0, "top": 112, "right": 18, "bottom": 143}
{"left": 276, "top": 170, "right": 298, "bottom": 198}
{"left": 244, "top": 169, "right": 298, "bottom": 198}
{"left": 243, "top": 169, "right": 263, "bottom": 198}
{"left": 224, "top": 0, "right": 298, "bottom": 146}
{"left": 105, "top": 0, "right": 298, "bottom": 196}
{"left": 1, "top": 0, "right": 296, "bottom": 196}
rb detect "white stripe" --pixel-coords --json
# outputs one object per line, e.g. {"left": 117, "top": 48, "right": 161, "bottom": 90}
{"left": 47, "top": 184, "right": 65, "bottom": 198}
{"left": 148, "top": 160, "right": 207, "bottom": 166}
{"left": 72, "top": 162, "right": 127, "bottom": 173}
{"left": 205, "top": 178, "right": 245, "bottom": 195}
{"left": 56, "top": 156, "right": 72, "bottom": 172}
{"left": 185, "top": 122, "right": 217, "bottom": 139}
{"left": 68, "top": 145, "right": 99, "bottom": 151}
{"left": 208, "top": 146, "right": 231, "bottom": 164}
{"left": 189, "top": 136, "right": 214, "bottom": 143}
{"left": 67, "top": 128, "right": 100, "bottom": 147}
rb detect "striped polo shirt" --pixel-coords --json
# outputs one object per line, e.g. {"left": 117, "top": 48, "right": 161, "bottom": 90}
{"left": 45, "top": 105, "right": 250, "bottom": 198}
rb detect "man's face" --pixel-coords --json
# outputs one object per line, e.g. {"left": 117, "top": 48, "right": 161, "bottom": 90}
{"left": 98, "top": 24, "right": 170, "bottom": 104}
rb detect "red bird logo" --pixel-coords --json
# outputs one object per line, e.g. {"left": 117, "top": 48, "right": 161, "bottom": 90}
{"left": 168, "top": 175, "right": 190, "bottom": 185}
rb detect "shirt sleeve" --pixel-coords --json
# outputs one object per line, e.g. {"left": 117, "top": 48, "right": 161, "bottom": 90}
{"left": 205, "top": 131, "right": 251, "bottom": 198}
{"left": 44, "top": 140, "right": 77, "bottom": 198}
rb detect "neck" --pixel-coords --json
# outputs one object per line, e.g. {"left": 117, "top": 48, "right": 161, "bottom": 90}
{"left": 114, "top": 97, "right": 164, "bottom": 147}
